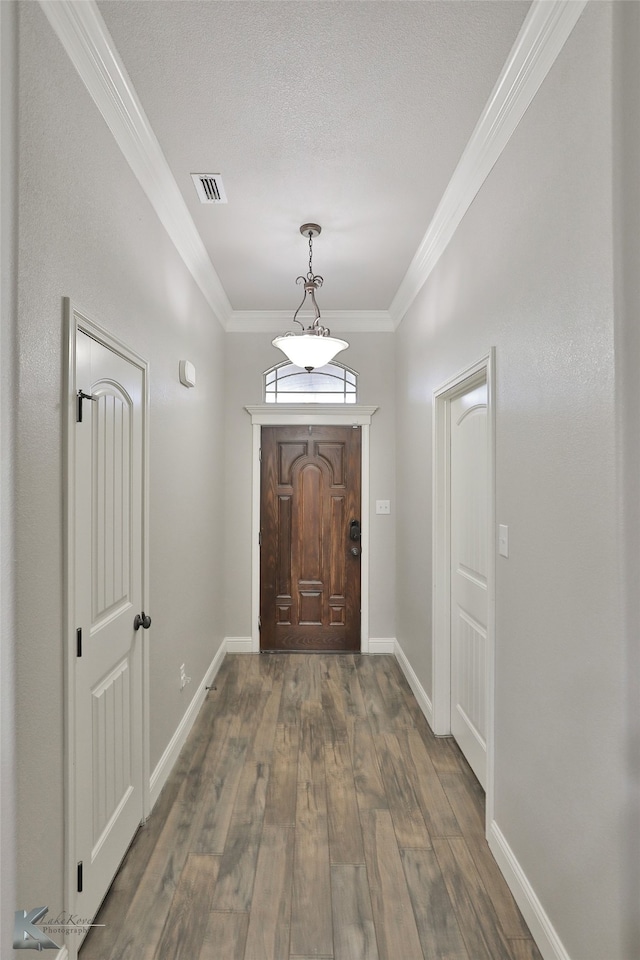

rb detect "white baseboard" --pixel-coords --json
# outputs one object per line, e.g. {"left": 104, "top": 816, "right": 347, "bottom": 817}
{"left": 394, "top": 639, "right": 434, "bottom": 728}
{"left": 393, "top": 643, "right": 563, "bottom": 960}
{"left": 149, "top": 640, "right": 226, "bottom": 808}
{"left": 488, "top": 820, "right": 570, "bottom": 960}
{"left": 225, "top": 637, "right": 253, "bottom": 653}
{"left": 368, "top": 637, "right": 396, "bottom": 654}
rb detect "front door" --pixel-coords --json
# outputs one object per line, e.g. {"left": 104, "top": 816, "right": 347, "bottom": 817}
{"left": 260, "top": 425, "right": 361, "bottom": 651}
{"left": 74, "top": 329, "right": 145, "bottom": 928}
{"left": 450, "top": 379, "right": 489, "bottom": 788}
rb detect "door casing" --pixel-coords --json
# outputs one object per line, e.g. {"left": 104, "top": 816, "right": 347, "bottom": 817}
{"left": 432, "top": 350, "right": 495, "bottom": 824}
{"left": 64, "top": 300, "right": 150, "bottom": 957}
{"left": 246, "top": 405, "right": 378, "bottom": 653}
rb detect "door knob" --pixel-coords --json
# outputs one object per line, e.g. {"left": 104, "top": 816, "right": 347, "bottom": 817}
{"left": 351, "top": 546, "right": 361, "bottom": 557}
{"left": 134, "top": 611, "right": 152, "bottom": 631}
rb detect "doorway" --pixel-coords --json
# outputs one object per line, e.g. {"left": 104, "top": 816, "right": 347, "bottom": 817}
{"left": 260, "top": 425, "right": 361, "bottom": 651}
{"left": 65, "top": 302, "right": 149, "bottom": 952}
{"left": 246, "top": 404, "right": 377, "bottom": 653}
{"left": 432, "top": 352, "right": 495, "bottom": 806}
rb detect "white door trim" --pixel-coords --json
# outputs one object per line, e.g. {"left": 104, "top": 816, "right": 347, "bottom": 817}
{"left": 432, "top": 351, "right": 496, "bottom": 824}
{"left": 245, "top": 405, "right": 378, "bottom": 654}
{"left": 63, "top": 300, "right": 150, "bottom": 955}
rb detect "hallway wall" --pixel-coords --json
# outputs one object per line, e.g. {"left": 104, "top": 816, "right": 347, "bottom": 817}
{"left": 0, "top": 2, "right": 18, "bottom": 951}
{"left": 395, "top": 4, "right": 627, "bottom": 958}
{"left": 15, "top": 1, "right": 226, "bottom": 917}
{"left": 223, "top": 332, "right": 396, "bottom": 644}
{"left": 613, "top": 4, "right": 640, "bottom": 955}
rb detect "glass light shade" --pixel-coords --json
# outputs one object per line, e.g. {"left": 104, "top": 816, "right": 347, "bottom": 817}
{"left": 272, "top": 333, "right": 348, "bottom": 370}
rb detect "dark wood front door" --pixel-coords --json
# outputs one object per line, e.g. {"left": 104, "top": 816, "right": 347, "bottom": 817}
{"left": 260, "top": 425, "right": 362, "bottom": 651}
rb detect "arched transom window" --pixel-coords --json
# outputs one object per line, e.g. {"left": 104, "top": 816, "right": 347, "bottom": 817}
{"left": 264, "top": 361, "right": 358, "bottom": 404}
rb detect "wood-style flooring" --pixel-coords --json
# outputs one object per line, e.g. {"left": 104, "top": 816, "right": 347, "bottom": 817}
{"left": 80, "top": 654, "right": 542, "bottom": 960}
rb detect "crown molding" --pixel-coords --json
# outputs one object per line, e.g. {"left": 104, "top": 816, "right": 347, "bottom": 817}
{"left": 389, "top": 0, "right": 588, "bottom": 329}
{"left": 39, "top": 0, "right": 232, "bottom": 328}
{"left": 40, "top": 0, "right": 587, "bottom": 335}
{"left": 227, "top": 310, "right": 394, "bottom": 334}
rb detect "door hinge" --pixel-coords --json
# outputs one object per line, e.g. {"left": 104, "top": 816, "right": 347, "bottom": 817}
{"left": 76, "top": 627, "right": 82, "bottom": 658}
{"left": 77, "top": 861, "right": 83, "bottom": 893}
{"left": 258, "top": 617, "right": 262, "bottom": 631}
{"left": 259, "top": 446, "right": 262, "bottom": 463}
{"left": 76, "top": 389, "right": 97, "bottom": 423}
{"left": 258, "top": 531, "right": 262, "bottom": 546}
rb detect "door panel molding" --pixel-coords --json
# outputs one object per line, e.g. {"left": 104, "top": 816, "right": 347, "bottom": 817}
{"left": 432, "top": 351, "right": 495, "bottom": 824}
{"left": 246, "top": 405, "right": 378, "bottom": 653}
{"left": 64, "top": 300, "right": 150, "bottom": 958}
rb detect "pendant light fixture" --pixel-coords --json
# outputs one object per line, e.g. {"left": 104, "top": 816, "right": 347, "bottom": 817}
{"left": 272, "top": 224, "right": 348, "bottom": 372}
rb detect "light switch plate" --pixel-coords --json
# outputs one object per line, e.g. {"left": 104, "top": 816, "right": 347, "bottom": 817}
{"left": 376, "top": 500, "right": 391, "bottom": 515}
{"left": 498, "top": 524, "right": 509, "bottom": 558}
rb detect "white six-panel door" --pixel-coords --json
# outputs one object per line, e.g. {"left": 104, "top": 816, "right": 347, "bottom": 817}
{"left": 450, "top": 380, "right": 489, "bottom": 788}
{"left": 74, "top": 329, "right": 144, "bottom": 929}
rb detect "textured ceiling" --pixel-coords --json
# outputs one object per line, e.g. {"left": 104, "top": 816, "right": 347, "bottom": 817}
{"left": 97, "top": 1, "right": 530, "bottom": 312}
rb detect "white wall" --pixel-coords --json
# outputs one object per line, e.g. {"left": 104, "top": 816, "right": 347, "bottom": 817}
{"left": 612, "top": 4, "right": 640, "bottom": 957}
{"left": 223, "top": 332, "right": 396, "bottom": 643}
{"left": 396, "top": 4, "right": 627, "bottom": 958}
{"left": 0, "top": 2, "right": 18, "bottom": 952}
{"left": 15, "top": 1, "right": 226, "bottom": 917}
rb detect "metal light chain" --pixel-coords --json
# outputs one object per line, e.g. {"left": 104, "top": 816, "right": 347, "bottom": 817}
{"left": 307, "top": 231, "right": 314, "bottom": 279}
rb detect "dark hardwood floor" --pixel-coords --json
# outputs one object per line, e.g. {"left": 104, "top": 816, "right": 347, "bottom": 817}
{"left": 80, "top": 654, "right": 542, "bottom": 960}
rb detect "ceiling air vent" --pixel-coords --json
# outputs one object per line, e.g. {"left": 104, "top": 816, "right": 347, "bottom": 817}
{"left": 191, "top": 173, "right": 227, "bottom": 204}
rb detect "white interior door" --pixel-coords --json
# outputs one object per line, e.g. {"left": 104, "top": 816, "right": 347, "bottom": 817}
{"left": 74, "top": 329, "right": 145, "bottom": 926}
{"left": 450, "top": 379, "right": 489, "bottom": 788}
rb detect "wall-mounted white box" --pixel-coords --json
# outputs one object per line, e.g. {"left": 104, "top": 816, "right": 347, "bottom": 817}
{"left": 179, "top": 359, "right": 196, "bottom": 388}
{"left": 376, "top": 500, "right": 391, "bottom": 515}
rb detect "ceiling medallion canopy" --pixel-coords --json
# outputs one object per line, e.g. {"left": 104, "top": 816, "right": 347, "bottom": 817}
{"left": 272, "top": 224, "right": 349, "bottom": 372}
